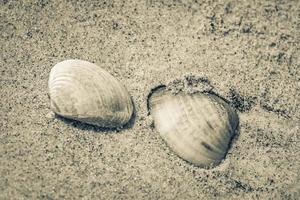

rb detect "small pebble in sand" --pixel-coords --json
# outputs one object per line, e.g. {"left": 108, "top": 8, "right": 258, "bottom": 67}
{"left": 48, "top": 59, "right": 133, "bottom": 128}
{"left": 45, "top": 111, "right": 55, "bottom": 119}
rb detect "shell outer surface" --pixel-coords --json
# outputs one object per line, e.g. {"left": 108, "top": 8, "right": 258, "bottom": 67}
{"left": 48, "top": 59, "right": 133, "bottom": 128}
{"left": 148, "top": 88, "right": 239, "bottom": 168}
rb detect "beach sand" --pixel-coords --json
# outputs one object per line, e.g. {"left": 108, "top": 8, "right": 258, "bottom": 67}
{"left": 1, "top": 0, "right": 299, "bottom": 199}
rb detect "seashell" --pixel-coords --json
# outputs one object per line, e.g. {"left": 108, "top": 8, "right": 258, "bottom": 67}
{"left": 148, "top": 87, "right": 239, "bottom": 168}
{"left": 48, "top": 59, "right": 133, "bottom": 128}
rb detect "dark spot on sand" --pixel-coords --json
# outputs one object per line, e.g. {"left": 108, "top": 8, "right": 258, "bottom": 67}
{"left": 228, "top": 88, "right": 256, "bottom": 112}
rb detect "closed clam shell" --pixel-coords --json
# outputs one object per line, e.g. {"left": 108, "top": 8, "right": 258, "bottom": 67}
{"left": 48, "top": 59, "right": 133, "bottom": 128}
{"left": 148, "top": 87, "right": 239, "bottom": 168}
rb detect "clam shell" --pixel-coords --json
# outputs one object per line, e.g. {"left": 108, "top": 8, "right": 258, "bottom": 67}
{"left": 48, "top": 59, "right": 133, "bottom": 128}
{"left": 148, "top": 87, "right": 239, "bottom": 168}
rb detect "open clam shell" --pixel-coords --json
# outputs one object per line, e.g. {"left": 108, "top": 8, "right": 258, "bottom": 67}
{"left": 48, "top": 59, "right": 133, "bottom": 128}
{"left": 148, "top": 87, "right": 239, "bottom": 168}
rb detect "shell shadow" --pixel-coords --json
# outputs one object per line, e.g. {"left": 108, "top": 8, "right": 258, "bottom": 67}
{"left": 55, "top": 98, "right": 137, "bottom": 133}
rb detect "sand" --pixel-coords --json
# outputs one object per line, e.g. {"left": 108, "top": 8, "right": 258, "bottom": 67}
{"left": 1, "top": 0, "right": 299, "bottom": 199}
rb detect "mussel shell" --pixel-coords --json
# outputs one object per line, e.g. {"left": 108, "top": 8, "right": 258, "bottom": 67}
{"left": 148, "top": 88, "right": 239, "bottom": 167}
{"left": 48, "top": 59, "right": 133, "bottom": 128}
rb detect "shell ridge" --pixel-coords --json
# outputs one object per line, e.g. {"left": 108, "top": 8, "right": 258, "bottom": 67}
{"left": 76, "top": 63, "right": 111, "bottom": 113}
{"left": 192, "top": 96, "right": 227, "bottom": 160}
{"left": 189, "top": 94, "right": 226, "bottom": 156}
{"left": 204, "top": 96, "right": 232, "bottom": 148}
{"left": 179, "top": 95, "right": 216, "bottom": 156}
{"left": 192, "top": 94, "right": 228, "bottom": 154}
{"left": 184, "top": 95, "right": 224, "bottom": 160}
{"left": 211, "top": 96, "right": 236, "bottom": 139}
{"left": 50, "top": 72, "right": 95, "bottom": 116}
{"left": 155, "top": 95, "right": 194, "bottom": 160}
{"left": 73, "top": 62, "right": 132, "bottom": 125}
{"left": 154, "top": 92, "right": 219, "bottom": 162}
{"left": 91, "top": 65, "right": 132, "bottom": 124}
{"left": 117, "top": 86, "right": 133, "bottom": 123}
{"left": 173, "top": 95, "right": 221, "bottom": 162}
{"left": 190, "top": 95, "right": 219, "bottom": 143}
{"left": 89, "top": 68, "right": 108, "bottom": 117}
